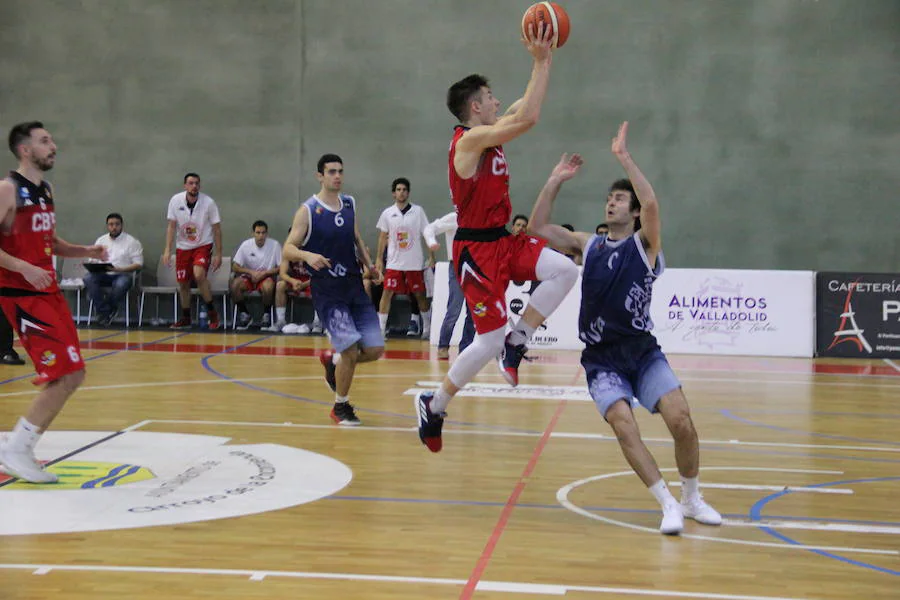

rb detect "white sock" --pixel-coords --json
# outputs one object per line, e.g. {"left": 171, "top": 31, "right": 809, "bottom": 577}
{"left": 9, "top": 417, "right": 41, "bottom": 452}
{"left": 276, "top": 307, "right": 286, "bottom": 322}
{"left": 681, "top": 476, "right": 700, "bottom": 501}
{"left": 421, "top": 309, "right": 431, "bottom": 330}
{"left": 649, "top": 478, "right": 677, "bottom": 507}
{"left": 332, "top": 353, "right": 341, "bottom": 366}
{"left": 335, "top": 394, "right": 349, "bottom": 404}
{"left": 378, "top": 312, "right": 388, "bottom": 333}
{"left": 429, "top": 386, "right": 452, "bottom": 414}
{"left": 507, "top": 321, "right": 537, "bottom": 346}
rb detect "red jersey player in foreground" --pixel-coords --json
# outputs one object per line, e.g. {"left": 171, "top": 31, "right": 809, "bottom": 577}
{"left": 414, "top": 25, "right": 579, "bottom": 452}
{"left": 0, "top": 121, "right": 107, "bottom": 483}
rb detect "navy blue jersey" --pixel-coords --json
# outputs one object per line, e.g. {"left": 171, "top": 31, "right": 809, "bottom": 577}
{"left": 302, "top": 194, "right": 362, "bottom": 292}
{"left": 578, "top": 232, "right": 665, "bottom": 346}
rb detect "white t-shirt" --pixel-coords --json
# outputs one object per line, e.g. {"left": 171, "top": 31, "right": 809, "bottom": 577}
{"left": 376, "top": 203, "right": 429, "bottom": 271}
{"left": 233, "top": 237, "right": 282, "bottom": 272}
{"left": 166, "top": 192, "right": 221, "bottom": 250}
{"left": 423, "top": 212, "right": 458, "bottom": 261}
{"left": 93, "top": 232, "right": 144, "bottom": 269}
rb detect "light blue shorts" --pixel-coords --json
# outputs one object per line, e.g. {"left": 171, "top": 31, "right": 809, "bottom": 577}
{"left": 581, "top": 335, "right": 681, "bottom": 418}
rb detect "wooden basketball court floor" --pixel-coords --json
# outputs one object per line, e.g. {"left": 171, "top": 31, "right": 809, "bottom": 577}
{"left": 1, "top": 328, "right": 897, "bottom": 600}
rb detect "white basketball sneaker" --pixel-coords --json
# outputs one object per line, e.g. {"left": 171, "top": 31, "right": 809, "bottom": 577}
{"left": 660, "top": 501, "right": 684, "bottom": 535}
{"left": 0, "top": 443, "right": 58, "bottom": 484}
{"left": 681, "top": 495, "right": 722, "bottom": 526}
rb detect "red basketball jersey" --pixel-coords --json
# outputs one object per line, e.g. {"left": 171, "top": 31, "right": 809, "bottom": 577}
{"left": 0, "top": 172, "right": 58, "bottom": 293}
{"left": 448, "top": 125, "right": 511, "bottom": 229}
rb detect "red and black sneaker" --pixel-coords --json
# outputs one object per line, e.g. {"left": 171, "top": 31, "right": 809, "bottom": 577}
{"left": 414, "top": 391, "right": 445, "bottom": 453}
{"left": 207, "top": 308, "right": 220, "bottom": 330}
{"left": 170, "top": 318, "right": 191, "bottom": 329}
{"left": 319, "top": 350, "right": 337, "bottom": 392}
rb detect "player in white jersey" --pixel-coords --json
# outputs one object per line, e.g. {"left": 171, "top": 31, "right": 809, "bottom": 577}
{"left": 163, "top": 172, "right": 223, "bottom": 329}
{"left": 374, "top": 177, "right": 434, "bottom": 338}
{"left": 231, "top": 220, "right": 282, "bottom": 329}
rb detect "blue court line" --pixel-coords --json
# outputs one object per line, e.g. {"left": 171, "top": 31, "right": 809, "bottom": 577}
{"left": 200, "top": 339, "right": 542, "bottom": 433}
{"left": 750, "top": 476, "right": 900, "bottom": 576}
{"left": 720, "top": 408, "right": 900, "bottom": 447}
{"left": 0, "top": 331, "right": 127, "bottom": 386}
{"left": 328, "top": 494, "right": 900, "bottom": 527}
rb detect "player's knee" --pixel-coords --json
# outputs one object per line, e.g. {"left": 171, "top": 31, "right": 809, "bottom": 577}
{"left": 363, "top": 346, "right": 384, "bottom": 361}
{"left": 60, "top": 369, "right": 86, "bottom": 393}
{"left": 193, "top": 268, "right": 208, "bottom": 283}
{"left": 606, "top": 400, "right": 638, "bottom": 437}
{"left": 557, "top": 257, "right": 579, "bottom": 288}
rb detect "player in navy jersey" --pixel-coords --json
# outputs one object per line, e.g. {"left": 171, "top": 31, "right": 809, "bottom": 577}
{"left": 283, "top": 154, "right": 383, "bottom": 425}
{"left": 527, "top": 122, "right": 721, "bottom": 535}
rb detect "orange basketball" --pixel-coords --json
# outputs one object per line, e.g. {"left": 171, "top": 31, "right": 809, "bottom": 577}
{"left": 521, "top": 2, "right": 570, "bottom": 49}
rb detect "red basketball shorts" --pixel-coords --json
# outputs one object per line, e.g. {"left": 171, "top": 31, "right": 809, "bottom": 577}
{"left": 0, "top": 291, "right": 85, "bottom": 385}
{"left": 452, "top": 233, "right": 546, "bottom": 334}
{"left": 175, "top": 244, "right": 213, "bottom": 283}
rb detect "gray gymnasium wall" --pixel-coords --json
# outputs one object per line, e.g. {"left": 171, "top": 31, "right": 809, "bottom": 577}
{"left": 1, "top": 0, "right": 898, "bottom": 279}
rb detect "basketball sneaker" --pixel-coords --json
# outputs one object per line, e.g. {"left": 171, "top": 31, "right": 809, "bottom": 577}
{"left": 681, "top": 495, "right": 722, "bottom": 526}
{"left": 170, "top": 317, "right": 191, "bottom": 329}
{"left": 660, "top": 501, "right": 684, "bottom": 535}
{"left": 207, "top": 308, "right": 221, "bottom": 330}
{"left": 414, "top": 390, "right": 445, "bottom": 453}
{"left": 330, "top": 402, "right": 361, "bottom": 426}
{"left": 0, "top": 443, "right": 57, "bottom": 484}
{"left": 320, "top": 350, "right": 337, "bottom": 392}
{"left": 498, "top": 334, "right": 529, "bottom": 387}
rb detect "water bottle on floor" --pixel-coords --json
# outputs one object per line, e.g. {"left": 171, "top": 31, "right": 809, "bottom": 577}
{"left": 199, "top": 308, "right": 208, "bottom": 330}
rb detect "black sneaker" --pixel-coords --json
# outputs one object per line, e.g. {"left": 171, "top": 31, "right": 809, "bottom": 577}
{"left": 414, "top": 391, "right": 445, "bottom": 453}
{"left": 0, "top": 351, "right": 25, "bottom": 366}
{"left": 498, "top": 334, "right": 529, "bottom": 387}
{"left": 330, "top": 401, "right": 361, "bottom": 426}
{"left": 319, "top": 350, "right": 337, "bottom": 392}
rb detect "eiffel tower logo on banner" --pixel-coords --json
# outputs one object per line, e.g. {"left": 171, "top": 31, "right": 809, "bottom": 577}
{"left": 827, "top": 279, "right": 872, "bottom": 354}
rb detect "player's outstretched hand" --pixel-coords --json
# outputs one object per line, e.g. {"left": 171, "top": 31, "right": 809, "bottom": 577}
{"left": 522, "top": 22, "right": 553, "bottom": 63}
{"left": 551, "top": 153, "right": 583, "bottom": 183}
{"left": 611, "top": 121, "right": 629, "bottom": 157}
{"left": 86, "top": 245, "right": 109, "bottom": 261}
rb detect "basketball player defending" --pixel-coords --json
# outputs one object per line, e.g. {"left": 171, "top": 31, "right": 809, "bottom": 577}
{"left": 527, "top": 123, "right": 721, "bottom": 534}
{"left": 0, "top": 121, "right": 107, "bottom": 483}
{"left": 284, "top": 154, "right": 384, "bottom": 425}
{"left": 415, "top": 24, "right": 579, "bottom": 452}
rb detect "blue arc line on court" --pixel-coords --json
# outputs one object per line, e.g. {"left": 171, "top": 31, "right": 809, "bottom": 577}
{"left": 0, "top": 331, "right": 128, "bottom": 386}
{"left": 200, "top": 339, "right": 542, "bottom": 433}
{"left": 721, "top": 408, "right": 900, "bottom": 447}
{"left": 750, "top": 476, "right": 900, "bottom": 576}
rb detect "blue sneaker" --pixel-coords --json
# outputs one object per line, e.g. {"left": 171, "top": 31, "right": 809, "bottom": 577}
{"left": 414, "top": 390, "right": 445, "bottom": 453}
{"left": 498, "top": 335, "right": 529, "bottom": 387}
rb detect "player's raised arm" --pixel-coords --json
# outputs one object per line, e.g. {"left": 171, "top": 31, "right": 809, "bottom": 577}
{"left": 611, "top": 122, "right": 661, "bottom": 255}
{"left": 453, "top": 24, "right": 554, "bottom": 172}
{"left": 527, "top": 153, "right": 589, "bottom": 256}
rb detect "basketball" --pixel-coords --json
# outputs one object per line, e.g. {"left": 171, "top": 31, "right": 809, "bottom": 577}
{"left": 521, "top": 2, "right": 570, "bottom": 49}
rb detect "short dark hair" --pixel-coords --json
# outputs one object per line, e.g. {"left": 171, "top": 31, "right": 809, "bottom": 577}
{"left": 595, "top": 223, "right": 608, "bottom": 234}
{"left": 512, "top": 214, "right": 529, "bottom": 225}
{"left": 252, "top": 220, "right": 268, "bottom": 231}
{"left": 561, "top": 224, "right": 575, "bottom": 232}
{"left": 609, "top": 178, "right": 641, "bottom": 230}
{"left": 391, "top": 177, "right": 410, "bottom": 192}
{"left": 317, "top": 153, "right": 343, "bottom": 174}
{"left": 8, "top": 121, "right": 45, "bottom": 159}
{"left": 184, "top": 172, "right": 200, "bottom": 183}
{"left": 106, "top": 213, "right": 123, "bottom": 223}
{"left": 447, "top": 74, "right": 489, "bottom": 122}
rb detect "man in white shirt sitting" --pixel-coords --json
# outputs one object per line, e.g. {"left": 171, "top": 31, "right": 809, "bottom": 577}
{"left": 231, "top": 220, "right": 282, "bottom": 329}
{"left": 83, "top": 212, "right": 144, "bottom": 326}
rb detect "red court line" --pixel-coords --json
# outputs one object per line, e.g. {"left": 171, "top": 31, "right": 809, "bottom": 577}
{"left": 72, "top": 339, "right": 900, "bottom": 377}
{"left": 459, "top": 398, "right": 567, "bottom": 599}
